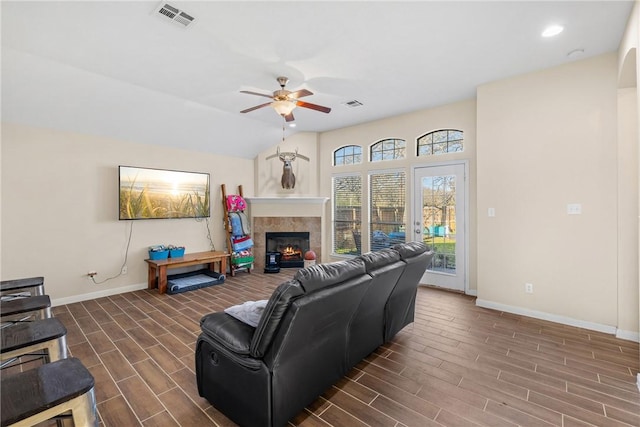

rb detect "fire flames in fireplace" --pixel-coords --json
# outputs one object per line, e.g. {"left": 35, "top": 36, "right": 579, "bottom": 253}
{"left": 281, "top": 245, "right": 303, "bottom": 261}
{"left": 265, "top": 231, "right": 310, "bottom": 268}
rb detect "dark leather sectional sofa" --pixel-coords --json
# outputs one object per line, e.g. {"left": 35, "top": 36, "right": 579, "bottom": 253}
{"left": 195, "top": 242, "right": 433, "bottom": 427}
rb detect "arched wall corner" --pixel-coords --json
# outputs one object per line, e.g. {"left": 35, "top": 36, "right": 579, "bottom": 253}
{"left": 619, "top": 47, "right": 638, "bottom": 88}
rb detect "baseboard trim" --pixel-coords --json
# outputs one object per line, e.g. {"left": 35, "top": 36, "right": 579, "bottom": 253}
{"left": 616, "top": 329, "right": 640, "bottom": 343}
{"left": 475, "top": 299, "right": 619, "bottom": 336}
{"left": 466, "top": 289, "right": 478, "bottom": 297}
{"left": 637, "top": 373, "right": 640, "bottom": 392}
{"left": 51, "top": 282, "right": 148, "bottom": 307}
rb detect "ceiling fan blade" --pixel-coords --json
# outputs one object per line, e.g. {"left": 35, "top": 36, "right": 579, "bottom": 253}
{"left": 296, "top": 100, "right": 331, "bottom": 113}
{"left": 284, "top": 112, "right": 295, "bottom": 122}
{"left": 240, "top": 102, "right": 272, "bottom": 113}
{"left": 240, "top": 90, "right": 274, "bottom": 99}
{"left": 288, "top": 89, "right": 313, "bottom": 99}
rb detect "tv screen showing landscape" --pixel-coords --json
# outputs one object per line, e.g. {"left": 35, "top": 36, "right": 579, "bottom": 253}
{"left": 119, "top": 166, "right": 210, "bottom": 220}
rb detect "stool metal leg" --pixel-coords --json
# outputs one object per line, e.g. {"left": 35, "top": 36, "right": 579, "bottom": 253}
{"left": 69, "top": 389, "right": 98, "bottom": 427}
{"left": 0, "top": 284, "right": 45, "bottom": 298}
{"left": 47, "top": 334, "right": 68, "bottom": 362}
{"left": 1, "top": 335, "right": 67, "bottom": 365}
{"left": 1, "top": 306, "right": 52, "bottom": 325}
{"left": 6, "top": 388, "right": 97, "bottom": 427}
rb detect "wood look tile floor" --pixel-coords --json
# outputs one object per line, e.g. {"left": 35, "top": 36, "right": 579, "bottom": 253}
{"left": 10, "top": 270, "right": 640, "bottom": 426}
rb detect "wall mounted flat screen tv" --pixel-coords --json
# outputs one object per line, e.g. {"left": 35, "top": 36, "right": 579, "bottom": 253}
{"left": 119, "top": 166, "right": 210, "bottom": 220}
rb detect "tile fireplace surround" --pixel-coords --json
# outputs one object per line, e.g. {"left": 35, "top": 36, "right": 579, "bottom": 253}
{"left": 245, "top": 197, "right": 328, "bottom": 272}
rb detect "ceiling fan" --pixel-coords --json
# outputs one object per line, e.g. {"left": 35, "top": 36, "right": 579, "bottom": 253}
{"left": 240, "top": 76, "right": 331, "bottom": 122}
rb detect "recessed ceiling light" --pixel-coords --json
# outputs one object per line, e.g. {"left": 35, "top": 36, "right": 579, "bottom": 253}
{"left": 288, "top": 123, "right": 296, "bottom": 128}
{"left": 542, "top": 25, "right": 564, "bottom": 38}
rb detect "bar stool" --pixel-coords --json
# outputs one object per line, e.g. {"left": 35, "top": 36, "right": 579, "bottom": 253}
{"left": 1, "top": 317, "right": 67, "bottom": 369}
{"left": 1, "top": 277, "right": 45, "bottom": 301}
{"left": 1, "top": 295, "right": 52, "bottom": 326}
{"left": 1, "top": 357, "right": 97, "bottom": 427}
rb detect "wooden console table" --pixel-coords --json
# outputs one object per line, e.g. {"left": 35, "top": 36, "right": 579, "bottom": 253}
{"left": 145, "top": 251, "right": 229, "bottom": 294}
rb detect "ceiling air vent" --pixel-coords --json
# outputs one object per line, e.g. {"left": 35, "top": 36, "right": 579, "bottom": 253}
{"left": 154, "top": 3, "right": 195, "bottom": 28}
{"left": 343, "top": 100, "right": 363, "bottom": 108}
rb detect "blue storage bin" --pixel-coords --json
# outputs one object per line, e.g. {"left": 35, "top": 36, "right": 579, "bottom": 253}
{"left": 149, "top": 250, "right": 169, "bottom": 260}
{"left": 169, "top": 248, "right": 185, "bottom": 258}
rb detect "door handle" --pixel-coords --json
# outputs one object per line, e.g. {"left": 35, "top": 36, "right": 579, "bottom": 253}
{"left": 415, "top": 229, "right": 421, "bottom": 234}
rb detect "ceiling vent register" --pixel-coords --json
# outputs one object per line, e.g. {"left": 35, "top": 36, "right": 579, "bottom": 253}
{"left": 154, "top": 3, "right": 195, "bottom": 28}
{"left": 343, "top": 100, "right": 363, "bottom": 108}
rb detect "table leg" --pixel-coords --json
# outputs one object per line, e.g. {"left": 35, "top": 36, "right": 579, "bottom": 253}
{"left": 220, "top": 256, "right": 228, "bottom": 276}
{"left": 158, "top": 266, "right": 168, "bottom": 294}
{"left": 147, "top": 265, "right": 157, "bottom": 290}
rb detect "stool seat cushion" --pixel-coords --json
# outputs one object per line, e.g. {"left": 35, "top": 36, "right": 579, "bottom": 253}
{"left": 1, "top": 357, "right": 94, "bottom": 426}
{"left": 0, "top": 277, "right": 44, "bottom": 292}
{"left": 0, "top": 295, "right": 51, "bottom": 316}
{"left": 1, "top": 318, "right": 67, "bottom": 353}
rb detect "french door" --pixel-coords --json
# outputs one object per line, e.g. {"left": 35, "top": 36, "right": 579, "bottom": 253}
{"left": 413, "top": 163, "right": 467, "bottom": 292}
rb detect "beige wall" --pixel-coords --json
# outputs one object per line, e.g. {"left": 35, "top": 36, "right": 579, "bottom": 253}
{"left": 317, "top": 99, "right": 478, "bottom": 292}
{"left": 1, "top": 124, "right": 253, "bottom": 304}
{"left": 476, "top": 54, "right": 620, "bottom": 329}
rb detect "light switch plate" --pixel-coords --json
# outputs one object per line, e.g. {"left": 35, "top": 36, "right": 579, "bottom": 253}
{"left": 567, "top": 203, "right": 582, "bottom": 215}
{"left": 488, "top": 208, "right": 495, "bottom": 217}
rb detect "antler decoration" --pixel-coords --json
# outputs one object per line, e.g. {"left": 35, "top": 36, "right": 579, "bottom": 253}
{"left": 278, "top": 147, "right": 298, "bottom": 163}
{"left": 265, "top": 120, "right": 309, "bottom": 189}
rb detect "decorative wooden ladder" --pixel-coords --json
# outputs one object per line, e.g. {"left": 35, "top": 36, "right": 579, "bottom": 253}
{"left": 221, "top": 184, "right": 252, "bottom": 276}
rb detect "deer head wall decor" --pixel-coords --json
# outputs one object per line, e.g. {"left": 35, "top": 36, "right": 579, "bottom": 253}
{"left": 279, "top": 147, "right": 296, "bottom": 189}
{"left": 266, "top": 147, "right": 310, "bottom": 190}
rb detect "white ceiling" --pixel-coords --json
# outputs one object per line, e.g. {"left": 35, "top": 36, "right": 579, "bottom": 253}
{"left": 1, "top": 1, "right": 634, "bottom": 159}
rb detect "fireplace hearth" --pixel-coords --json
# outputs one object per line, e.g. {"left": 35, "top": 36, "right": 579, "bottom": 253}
{"left": 265, "top": 232, "right": 310, "bottom": 268}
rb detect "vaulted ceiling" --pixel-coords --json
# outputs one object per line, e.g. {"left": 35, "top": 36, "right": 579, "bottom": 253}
{"left": 1, "top": 1, "right": 634, "bottom": 159}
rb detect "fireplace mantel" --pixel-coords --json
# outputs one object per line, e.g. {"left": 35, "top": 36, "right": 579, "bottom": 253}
{"left": 245, "top": 197, "right": 329, "bottom": 205}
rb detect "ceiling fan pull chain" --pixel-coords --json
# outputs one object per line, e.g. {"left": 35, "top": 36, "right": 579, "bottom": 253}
{"left": 282, "top": 117, "right": 286, "bottom": 144}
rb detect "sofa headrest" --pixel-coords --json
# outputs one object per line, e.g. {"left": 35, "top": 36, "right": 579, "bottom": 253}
{"left": 359, "top": 249, "right": 401, "bottom": 273}
{"left": 392, "top": 241, "right": 428, "bottom": 260}
{"left": 250, "top": 280, "right": 304, "bottom": 358}
{"left": 294, "top": 258, "right": 366, "bottom": 293}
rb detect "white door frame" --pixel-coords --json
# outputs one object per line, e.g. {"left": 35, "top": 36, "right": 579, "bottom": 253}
{"left": 411, "top": 160, "right": 469, "bottom": 294}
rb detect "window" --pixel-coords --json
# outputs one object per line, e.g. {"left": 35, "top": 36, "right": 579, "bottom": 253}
{"left": 417, "top": 129, "right": 463, "bottom": 156}
{"left": 334, "top": 145, "right": 363, "bottom": 166}
{"left": 370, "top": 139, "right": 406, "bottom": 162}
{"left": 332, "top": 175, "right": 362, "bottom": 255}
{"left": 369, "top": 171, "right": 406, "bottom": 252}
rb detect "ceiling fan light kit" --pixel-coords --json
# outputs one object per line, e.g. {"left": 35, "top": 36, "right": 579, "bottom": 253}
{"left": 240, "top": 76, "right": 331, "bottom": 123}
{"left": 271, "top": 100, "right": 297, "bottom": 116}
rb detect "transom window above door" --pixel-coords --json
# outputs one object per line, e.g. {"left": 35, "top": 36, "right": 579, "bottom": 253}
{"left": 417, "top": 129, "right": 463, "bottom": 156}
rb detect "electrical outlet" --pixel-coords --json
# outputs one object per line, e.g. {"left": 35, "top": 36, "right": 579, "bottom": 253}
{"left": 87, "top": 271, "right": 97, "bottom": 278}
{"left": 121, "top": 265, "right": 128, "bottom": 275}
{"left": 525, "top": 283, "right": 533, "bottom": 294}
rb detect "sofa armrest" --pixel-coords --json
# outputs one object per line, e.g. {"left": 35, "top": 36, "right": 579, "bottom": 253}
{"left": 200, "top": 312, "right": 254, "bottom": 355}
{"left": 196, "top": 334, "right": 271, "bottom": 426}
